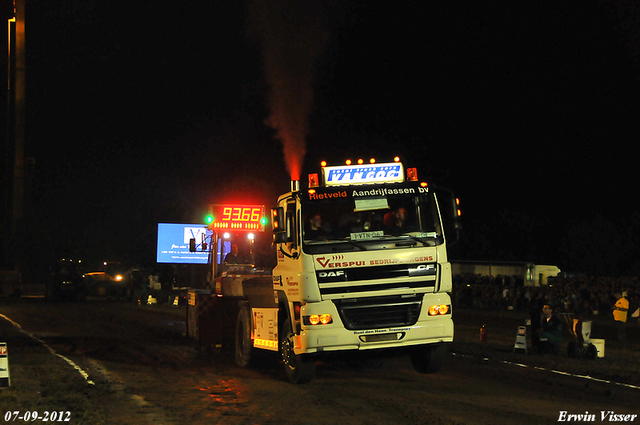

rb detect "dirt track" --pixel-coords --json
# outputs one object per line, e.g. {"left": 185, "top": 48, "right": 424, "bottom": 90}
{"left": 1, "top": 299, "right": 638, "bottom": 424}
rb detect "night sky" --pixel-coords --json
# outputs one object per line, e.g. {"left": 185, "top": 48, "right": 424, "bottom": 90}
{"left": 13, "top": 1, "right": 640, "bottom": 274}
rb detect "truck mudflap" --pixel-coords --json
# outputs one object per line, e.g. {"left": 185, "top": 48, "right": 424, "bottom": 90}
{"left": 252, "top": 307, "right": 279, "bottom": 351}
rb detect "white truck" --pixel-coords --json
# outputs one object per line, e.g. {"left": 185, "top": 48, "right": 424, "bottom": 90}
{"left": 189, "top": 158, "right": 460, "bottom": 383}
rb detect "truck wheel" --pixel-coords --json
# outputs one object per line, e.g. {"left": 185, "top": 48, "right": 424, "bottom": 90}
{"left": 235, "top": 303, "right": 254, "bottom": 367}
{"left": 280, "top": 319, "right": 316, "bottom": 384}
{"left": 410, "top": 343, "right": 446, "bottom": 374}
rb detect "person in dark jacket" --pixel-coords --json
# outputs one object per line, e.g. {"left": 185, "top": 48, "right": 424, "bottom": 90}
{"left": 533, "top": 304, "right": 562, "bottom": 354}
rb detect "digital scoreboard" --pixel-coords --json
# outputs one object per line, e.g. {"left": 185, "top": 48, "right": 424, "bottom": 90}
{"left": 208, "top": 204, "right": 266, "bottom": 231}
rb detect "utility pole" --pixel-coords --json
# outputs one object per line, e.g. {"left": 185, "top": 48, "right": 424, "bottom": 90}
{"left": 2, "top": 0, "right": 25, "bottom": 269}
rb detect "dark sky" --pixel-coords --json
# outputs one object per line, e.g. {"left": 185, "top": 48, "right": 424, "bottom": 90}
{"left": 17, "top": 1, "right": 640, "bottom": 272}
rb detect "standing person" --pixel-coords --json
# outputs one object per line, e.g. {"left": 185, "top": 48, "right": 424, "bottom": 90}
{"left": 613, "top": 291, "right": 629, "bottom": 348}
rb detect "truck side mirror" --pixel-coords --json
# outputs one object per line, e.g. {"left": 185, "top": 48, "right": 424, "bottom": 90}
{"left": 271, "top": 207, "right": 289, "bottom": 243}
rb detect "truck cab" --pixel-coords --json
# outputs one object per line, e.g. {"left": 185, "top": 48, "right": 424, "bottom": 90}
{"left": 270, "top": 158, "right": 459, "bottom": 382}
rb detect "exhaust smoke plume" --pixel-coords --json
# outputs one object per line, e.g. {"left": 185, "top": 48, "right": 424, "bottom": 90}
{"left": 248, "top": 0, "right": 329, "bottom": 181}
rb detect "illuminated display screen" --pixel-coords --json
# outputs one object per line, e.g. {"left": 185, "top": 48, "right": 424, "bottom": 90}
{"left": 209, "top": 204, "right": 266, "bottom": 231}
{"left": 323, "top": 162, "right": 404, "bottom": 186}
{"left": 156, "top": 223, "right": 211, "bottom": 264}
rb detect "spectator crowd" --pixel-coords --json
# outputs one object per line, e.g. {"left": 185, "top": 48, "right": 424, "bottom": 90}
{"left": 453, "top": 274, "right": 639, "bottom": 320}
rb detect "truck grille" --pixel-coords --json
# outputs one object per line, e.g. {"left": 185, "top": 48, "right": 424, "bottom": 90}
{"left": 317, "top": 263, "right": 437, "bottom": 297}
{"left": 333, "top": 294, "right": 423, "bottom": 330}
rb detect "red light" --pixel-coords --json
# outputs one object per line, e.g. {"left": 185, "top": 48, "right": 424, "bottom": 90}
{"left": 407, "top": 168, "right": 418, "bottom": 181}
{"left": 308, "top": 173, "right": 319, "bottom": 188}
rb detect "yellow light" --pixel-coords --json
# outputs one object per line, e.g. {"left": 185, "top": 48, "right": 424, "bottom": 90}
{"left": 420, "top": 181, "right": 428, "bottom": 187}
{"left": 393, "top": 156, "right": 400, "bottom": 162}
{"left": 357, "top": 158, "right": 364, "bottom": 165}
{"left": 306, "top": 314, "right": 332, "bottom": 325}
{"left": 320, "top": 160, "right": 327, "bottom": 167}
{"left": 345, "top": 159, "right": 352, "bottom": 165}
{"left": 370, "top": 158, "right": 376, "bottom": 164}
{"left": 308, "top": 189, "right": 316, "bottom": 195}
{"left": 114, "top": 274, "right": 123, "bottom": 281}
{"left": 428, "top": 305, "right": 450, "bottom": 316}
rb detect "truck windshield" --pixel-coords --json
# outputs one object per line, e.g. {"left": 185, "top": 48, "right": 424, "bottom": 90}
{"left": 301, "top": 183, "right": 443, "bottom": 254}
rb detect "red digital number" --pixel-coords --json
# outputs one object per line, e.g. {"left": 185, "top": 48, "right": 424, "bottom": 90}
{"left": 222, "top": 207, "right": 232, "bottom": 221}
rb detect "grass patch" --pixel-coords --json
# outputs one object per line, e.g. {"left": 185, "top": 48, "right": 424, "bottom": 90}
{"left": 0, "top": 319, "right": 109, "bottom": 424}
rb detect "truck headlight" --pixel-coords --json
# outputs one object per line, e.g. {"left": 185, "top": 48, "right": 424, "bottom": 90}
{"left": 303, "top": 314, "right": 333, "bottom": 325}
{"left": 428, "top": 305, "right": 450, "bottom": 316}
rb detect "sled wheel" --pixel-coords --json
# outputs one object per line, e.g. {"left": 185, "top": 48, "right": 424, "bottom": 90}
{"left": 235, "top": 303, "right": 254, "bottom": 367}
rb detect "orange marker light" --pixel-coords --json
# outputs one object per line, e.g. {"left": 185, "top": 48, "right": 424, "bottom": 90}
{"left": 370, "top": 158, "right": 376, "bottom": 164}
{"left": 393, "top": 156, "right": 400, "bottom": 162}
{"left": 320, "top": 160, "right": 327, "bottom": 167}
{"left": 345, "top": 159, "right": 352, "bottom": 165}
{"left": 357, "top": 158, "right": 364, "bottom": 165}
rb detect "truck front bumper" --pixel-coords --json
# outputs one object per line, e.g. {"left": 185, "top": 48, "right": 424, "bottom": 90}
{"left": 296, "top": 297, "right": 454, "bottom": 355}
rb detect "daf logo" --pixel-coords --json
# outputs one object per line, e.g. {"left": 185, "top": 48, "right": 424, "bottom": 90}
{"left": 319, "top": 271, "right": 345, "bottom": 278}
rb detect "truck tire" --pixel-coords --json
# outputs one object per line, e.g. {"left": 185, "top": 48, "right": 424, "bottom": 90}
{"left": 280, "top": 318, "right": 316, "bottom": 384}
{"left": 410, "top": 343, "right": 446, "bottom": 374}
{"left": 235, "top": 303, "right": 254, "bottom": 367}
